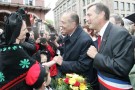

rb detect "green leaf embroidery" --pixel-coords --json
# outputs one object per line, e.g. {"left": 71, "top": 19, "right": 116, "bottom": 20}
{"left": 0, "top": 72, "right": 5, "bottom": 82}
{"left": 3, "top": 48, "right": 7, "bottom": 51}
{"left": 12, "top": 46, "right": 17, "bottom": 50}
{"left": 19, "top": 59, "right": 30, "bottom": 69}
{"left": 8, "top": 47, "right": 11, "bottom": 50}
{"left": 19, "top": 46, "right": 22, "bottom": 48}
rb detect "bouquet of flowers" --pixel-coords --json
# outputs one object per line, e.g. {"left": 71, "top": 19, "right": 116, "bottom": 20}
{"left": 55, "top": 73, "right": 92, "bottom": 90}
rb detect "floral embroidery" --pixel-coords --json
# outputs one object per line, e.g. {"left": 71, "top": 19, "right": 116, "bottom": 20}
{"left": 19, "top": 59, "right": 30, "bottom": 69}
{"left": 19, "top": 46, "right": 22, "bottom": 48}
{"left": 12, "top": 46, "right": 17, "bottom": 50}
{"left": 3, "top": 48, "right": 7, "bottom": 51}
{"left": 0, "top": 45, "right": 22, "bottom": 52}
{"left": 0, "top": 72, "right": 5, "bottom": 82}
{"left": 8, "top": 47, "right": 11, "bottom": 50}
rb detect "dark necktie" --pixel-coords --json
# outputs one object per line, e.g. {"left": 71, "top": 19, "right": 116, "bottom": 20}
{"left": 98, "top": 35, "right": 101, "bottom": 49}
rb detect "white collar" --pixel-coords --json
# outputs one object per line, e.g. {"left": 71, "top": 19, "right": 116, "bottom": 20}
{"left": 98, "top": 21, "right": 109, "bottom": 39}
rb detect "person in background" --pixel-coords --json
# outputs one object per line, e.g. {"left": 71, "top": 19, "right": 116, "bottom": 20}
{"left": 35, "top": 37, "right": 58, "bottom": 78}
{"left": 86, "top": 3, "right": 134, "bottom": 90}
{"left": 54, "top": 34, "right": 65, "bottom": 55}
{"left": 109, "top": 14, "right": 124, "bottom": 26}
{"left": 82, "top": 25, "right": 94, "bottom": 38}
{"left": 20, "top": 33, "right": 36, "bottom": 56}
{"left": 82, "top": 25, "right": 98, "bottom": 48}
{"left": 29, "top": 30, "right": 35, "bottom": 40}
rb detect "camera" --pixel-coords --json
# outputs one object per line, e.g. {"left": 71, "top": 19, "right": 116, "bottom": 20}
{"left": 40, "top": 30, "right": 44, "bottom": 37}
{"left": 40, "top": 38, "right": 47, "bottom": 44}
{"left": 49, "top": 33, "right": 56, "bottom": 41}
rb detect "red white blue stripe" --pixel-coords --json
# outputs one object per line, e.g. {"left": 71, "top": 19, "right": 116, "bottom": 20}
{"left": 98, "top": 72, "right": 132, "bottom": 90}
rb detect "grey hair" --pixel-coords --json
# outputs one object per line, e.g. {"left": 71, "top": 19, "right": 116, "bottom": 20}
{"left": 63, "top": 12, "right": 79, "bottom": 25}
{"left": 88, "top": 3, "right": 110, "bottom": 20}
{"left": 110, "top": 14, "right": 123, "bottom": 25}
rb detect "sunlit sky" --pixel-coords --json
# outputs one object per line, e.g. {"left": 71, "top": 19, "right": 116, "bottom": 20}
{"left": 45, "top": 0, "right": 58, "bottom": 21}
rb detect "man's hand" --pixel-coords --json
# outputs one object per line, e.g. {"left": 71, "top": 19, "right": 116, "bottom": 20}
{"left": 53, "top": 55, "right": 63, "bottom": 65}
{"left": 87, "top": 46, "right": 98, "bottom": 59}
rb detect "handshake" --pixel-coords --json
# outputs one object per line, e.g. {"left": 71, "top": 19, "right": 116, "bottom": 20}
{"left": 42, "top": 55, "right": 63, "bottom": 67}
{"left": 53, "top": 55, "right": 63, "bottom": 65}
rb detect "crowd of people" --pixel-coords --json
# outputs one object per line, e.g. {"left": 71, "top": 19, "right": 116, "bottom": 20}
{"left": 0, "top": 2, "right": 135, "bottom": 90}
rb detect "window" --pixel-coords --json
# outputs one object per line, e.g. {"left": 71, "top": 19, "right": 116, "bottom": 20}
{"left": 29, "top": 0, "right": 33, "bottom": 5}
{"left": 91, "top": 0, "right": 95, "bottom": 2}
{"left": 60, "top": 6, "right": 62, "bottom": 12}
{"left": 4, "top": 0, "right": 8, "bottom": 2}
{"left": 120, "top": 2, "right": 125, "bottom": 11}
{"left": 72, "top": 4, "right": 76, "bottom": 12}
{"left": 67, "top": 7, "right": 71, "bottom": 12}
{"left": 63, "top": 3, "right": 66, "bottom": 11}
{"left": 83, "top": 0, "right": 85, "bottom": 6}
{"left": 72, "top": 0, "right": 76, "bottom": 3}
{"left": 24, "top": 0, "right": 35, "bottom": 6}
{"left": 0, "top": 0, "right": 10, "bottom": 2}
{"left": 54, "top": 11, "right": 57, "bottom": 16}
{"left": 126, "top": 3, "right": 130, "bottom": 11}
{"left": 114, "top": 1, "right": 118, "bottom": 10}
{"left": 57, "top": 9, "right": 59, "bottom": 14}
{"left": 87, "top": 0, "right": 90, "bottom": 5}
{"left": 83, "top": 9, "right": 86, "bottom": 17}
{"left": 133, "top": 4, "right": 135, "bottom": 12}
{"left": 84, "top": 19, "right": 86, "bottom": 24}
{"left": 121, "top": 14, "right": 125, "bottom": 17}
{"left": 67, "top": 0, "right": 71, "bottom": 6}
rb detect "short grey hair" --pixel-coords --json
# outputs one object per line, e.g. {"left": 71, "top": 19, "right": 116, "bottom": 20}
{"left": 110, "top": 14, "right": 123, "bottom": 25}
{"left": 63, "top": 12, "right": 79, "bottom": 25}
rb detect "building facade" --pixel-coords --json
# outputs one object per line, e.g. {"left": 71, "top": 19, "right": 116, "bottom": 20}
{"left": 53, "top": 0, "right": 80, "bottom": 31}
{"left": 0, "top": 0, "right": 51, "bottom": 38}
{"left": 53, "top": 0, "right": 135, "bottom": 31}
{"left": 0, "top": 0, "right": 50, "bottom": 24}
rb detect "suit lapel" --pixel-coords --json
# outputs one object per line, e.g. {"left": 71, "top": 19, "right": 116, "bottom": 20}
{"left": 99, "top": 23, "right": 112, "bottom": 53}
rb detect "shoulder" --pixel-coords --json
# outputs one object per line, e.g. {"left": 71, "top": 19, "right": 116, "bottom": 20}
{"left": 111, "top": 24, "right": 130, "bottom": 38}
{"left": 80, "top": 30, "right": 92, "bottom": 40}
{"left": 109, "top": 25, "right": 132, "bottom": 45}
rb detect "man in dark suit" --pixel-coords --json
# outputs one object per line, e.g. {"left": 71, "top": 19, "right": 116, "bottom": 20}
{"left": 86, "top": 3, "right": 134, "bottom": 90}
{"left": 53, "top": 12, "right": 98, "bottom": 89}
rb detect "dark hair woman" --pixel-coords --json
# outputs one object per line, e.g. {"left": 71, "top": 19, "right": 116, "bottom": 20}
{"left": 0, "top": 8, "right": 36, "bottom": 90}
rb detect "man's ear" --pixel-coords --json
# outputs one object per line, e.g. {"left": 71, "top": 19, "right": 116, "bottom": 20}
{"left": 43, "top": 82, "right": 46, "bottom": 86}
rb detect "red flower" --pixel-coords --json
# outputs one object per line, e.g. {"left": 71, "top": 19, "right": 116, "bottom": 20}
{"left": 73, "top": 81, "right": 80, "bottom": 86}
{"left": 64, "top": 78, "right": 69, "bottom": 84}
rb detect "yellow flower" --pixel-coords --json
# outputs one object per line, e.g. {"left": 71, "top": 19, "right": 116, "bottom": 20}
{"left": 76, "top": 76, "right": 85, "bottom": 83}
{"left": 70, "top": 85, "right": 79, "bottom": 90}
{"left": 79, "top": 83, "right": 88, "bottom": 90}
{"left": 66, "top": 74, "right": 73, "bottom": 78}
{"left": 58, "top": 78, "right": 63, "bottom": 85}
{"left": 69, "top": 78, "right": 76, "bottom": 85}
